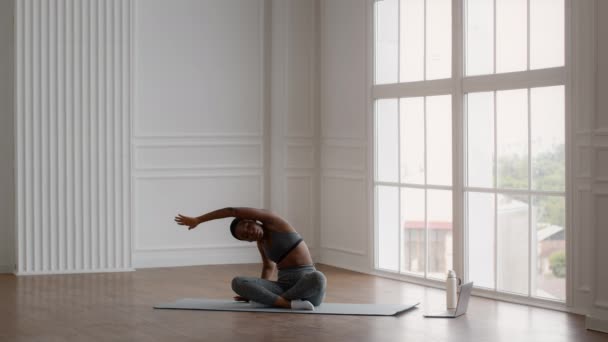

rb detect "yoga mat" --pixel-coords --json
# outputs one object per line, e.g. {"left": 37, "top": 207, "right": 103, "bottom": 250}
{"left": 154, "top": 298, "right": 419, "bottom": 316}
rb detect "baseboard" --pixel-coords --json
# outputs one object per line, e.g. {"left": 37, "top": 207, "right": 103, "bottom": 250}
{"left": 133, "top": 246, "right": 261, "bottom": 269}
{"left": 15, "top": 268, "right": 135, "bottom": 276}
{"left": 0, "top": 264, "right": 14, "bottom": 274}
{"left": 586, "top": 315, "right": 608, "bottom": 334}
{"left": 319, "top": 248, "right": 370, "bottom": 274}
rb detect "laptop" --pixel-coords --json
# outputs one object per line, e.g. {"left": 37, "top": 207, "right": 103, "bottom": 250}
{"left": 423, "top": 282, "right": 473, "bottom": 318}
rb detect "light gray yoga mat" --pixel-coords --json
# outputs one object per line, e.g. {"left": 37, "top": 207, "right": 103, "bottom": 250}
{"left": 154, "top": 298, "right": 419, "bottom": 316}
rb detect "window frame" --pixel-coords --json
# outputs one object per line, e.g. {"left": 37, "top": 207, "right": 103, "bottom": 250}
{"left": 370, "top": 0, "right": 571, "bottom": 310}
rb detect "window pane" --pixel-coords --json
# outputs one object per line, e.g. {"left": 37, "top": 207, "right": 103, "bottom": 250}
{"left": 400, "top": 97, "right": 425, "bottom": 184}
{"left": 378, "top": 186, "right": 399, "bottom": 271}
{"left": 467, "top": 92, "right": 495, "bottom": 188}
{"left": 428, "top": 189, "right": 453, "bottom": 279}
{"left": 497, "top": 194, "right": 529, "bottom": 295}
{"left": 426, "top": 0, "right": 452, "bottom": 80}
{"left": 400, "top": 0, "right": 425, "bottom": 82}
{"left": 533, "top": 195, "right": 565, "bottom": 300}
{"left": 401, "top": 187, "right": 425, "bottom": 275}
{"left": 496, "top": 0, "right": 527, "bottom": 73}
{"left": 375, "top": 0, "right": 399, "bottom": 84}
{"left": 531, "top": 86, "right": 565, "bottom": 191}
{"left": 467, "top": 192, "right": 495, "bottom": 289}
{"left": 466, "top": 0, "right": 494, "bottom": 75}
{"left": 427, "top": 95, "right": 452, "bottom": 186}
{"left": 497, "top": 89, "right": 528, "bottom": 189}
{"left": 376, "top": 99, "right": 399, "bottom": 182}
{"left": 530, "top": 0, "right": 564, "bottom": 69}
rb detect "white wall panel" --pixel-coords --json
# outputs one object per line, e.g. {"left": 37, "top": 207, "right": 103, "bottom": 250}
{"left": 319, "top": 0, "right": 369, "bottom": 271}
{"left": 285, "top": 175, "right": 314, "bottom": 245}
{"left": 320, "top": 176, "right": 367, "bottom": 256}
{"left": 594, "top": 195, "right": 608, "bottom": 307}
{"left": 134, "top": 174, "right": 262, "bottom": 251}
{"left": 576, "top": 146, "right": 592, "bottom": 178}
{"left": 270, "top": 0, "right": 320, "bottom": 257}
{"left": 597, "top": 0, "right": 608, "bottom": 131}
{"left": 284, "top": 143, "right": 314, "bottom": 169}
{"left": 286, "top": 0, "right": 314, "bottom": 138}
{"left": 574, "top": 188, "right": 592, "bottom": 294}
{"left": 135, "top": 143, "right": 263, "bottom": 170}
{"left": 322, "top": 142, "right": 366, "bottom": 171}
{"left": 15, "top": 0, "right": 132, "bottom": 274}
{"left": 587, "top": 0, "right": 608, "bottom": 331}
{"left": 0, "top": 0, "right": 15, "bottom": 273}
{"left": 320, "top": 0, "right": 366, "bottom": 139}
{"left": 133, "top": 0, "right": 268, "bottom": 267}
{"left": 135, "top": 0, "right": 263, "bottom": 137}
{"left": 596, "top": 148, "right": 608, "bottom": 182}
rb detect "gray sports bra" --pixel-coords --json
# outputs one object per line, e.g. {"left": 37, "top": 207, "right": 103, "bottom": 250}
{"left": 263, "top": 230, "right": 303, "bottom": 263}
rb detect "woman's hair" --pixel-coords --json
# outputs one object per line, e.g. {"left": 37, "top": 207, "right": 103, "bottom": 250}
{"left": 229, "top": 218, "right": 242, "bottom": 239}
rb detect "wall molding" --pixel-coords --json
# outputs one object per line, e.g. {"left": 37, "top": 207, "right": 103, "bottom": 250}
{"left": 321, "top": 172, "right": 367, "bottom": 181}
{"left": 134, "top": 244, "right": 254, "bottom": 253}
{"left": 321, "top": 137, "right": 368, "bottom": 146}
{"left": 319, "top": 248, "right": 370, "bottom": 274}
{"left": 134, "top": 142, "right": 264, "bottom": 171}
{"left": 133, "top": 246, "right": 261, "bottom": 269}
{"left": 593, "top": 135, "right": 608, "bottom": 147}
{"left": 132, "top": 0, "right": 266, "bottom": 140}
{"left": 284, "top": 142, "right": 315, "bottom": 170}
{"left": 594, "top": 300, "right": 608, "bottom": 310}
{"left": 586, "top": 315, "right": 608, "bottom": 334}
{"left": 0, "top": 265, "right": 14, "bottom": 274}
{"left": 321, "top": 245, "right": 367, "bottom": 256}
{"left": 134, "top": 141, "right": 263, "bottom": 148}
{"left": 578, "top": 286, "right": 592, "bottom": 294}
{"left": 322, "top": 143, "right": 366, "bottom": 172}
{"left": 595, "top": 147, "right": 608, "bottom": 182}
{"left": 133, "top": 132, "right": 264, "bottom": 139}
{"left": 15, "top": 267, "right": 134, "bottom": 276}
{"left": 133, "top": 172, "right": 264, "bottom": 180}
{"left": 575, "top": 188, "right": 592, "bottom": 293}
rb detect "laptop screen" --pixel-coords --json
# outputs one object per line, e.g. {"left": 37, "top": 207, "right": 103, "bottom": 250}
{"left": 455, "top": 282, "right": 474, "bottom": 315}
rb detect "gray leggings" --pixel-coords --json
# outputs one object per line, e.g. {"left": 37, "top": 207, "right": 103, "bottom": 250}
{"left": 231, "top": 265, "right": 327, "bottom": 306}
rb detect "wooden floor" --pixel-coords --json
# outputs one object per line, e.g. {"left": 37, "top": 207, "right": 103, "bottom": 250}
{"left": 0, "top": 264, "right": 606, "bottom": 342}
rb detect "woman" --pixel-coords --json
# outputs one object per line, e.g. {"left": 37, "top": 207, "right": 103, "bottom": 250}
{"left": 174, "top": 207, "right": 327, "bottom": 311}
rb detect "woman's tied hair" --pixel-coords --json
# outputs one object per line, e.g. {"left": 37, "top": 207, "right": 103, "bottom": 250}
{"left": 229, "top": 218, "right": 242, "bottom": 239}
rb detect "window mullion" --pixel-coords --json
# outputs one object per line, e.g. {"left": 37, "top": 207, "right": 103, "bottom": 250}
{"left": 493, "top": 90, "right": 498, "bottom": 291}
{"left": 424, "top": 97, "right": 428, "bottom": 280}
{"left": 528, "top": 87, "right": 533, "bottom": 298}
{"left": 461, "top": 67, "right": 566, "bottom": 93}
{"left": 452, "top": 0, "right": 465, "bottom": 281}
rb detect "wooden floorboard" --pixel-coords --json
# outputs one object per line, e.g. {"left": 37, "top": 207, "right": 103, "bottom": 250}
{"left": 0, "top": 264, "right": 606, "bottom": 342}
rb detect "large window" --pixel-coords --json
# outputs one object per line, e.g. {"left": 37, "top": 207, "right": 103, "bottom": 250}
{"left": 374, "top": 0, "right": 566, "bottom": 302}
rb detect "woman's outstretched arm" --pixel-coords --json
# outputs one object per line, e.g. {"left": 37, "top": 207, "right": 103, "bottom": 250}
{"left": 174, "top": 207, "right": 287, "bottom": 230}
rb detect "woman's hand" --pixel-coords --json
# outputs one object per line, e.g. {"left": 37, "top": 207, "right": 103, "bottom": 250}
{"left": 174, "top": 214, "right": 200, "bottom": 230}
{"left": 233, "top": 295, "right": 249, "bottom": 302}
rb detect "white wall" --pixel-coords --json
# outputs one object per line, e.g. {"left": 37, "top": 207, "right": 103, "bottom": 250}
{"left": 132, "top": 0, "right": 320, "bottom": 268}
{"left": 319, "top": 0, "right": 371, "bottom": 271}
{"left": 586, "top": 0, "right": 608, "bottom": 333}
{"left": 0, "top": 0, "right": 15, "bottom": 273}
{"left": 132, "top": 0, "right": 266, "bottom": 267}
